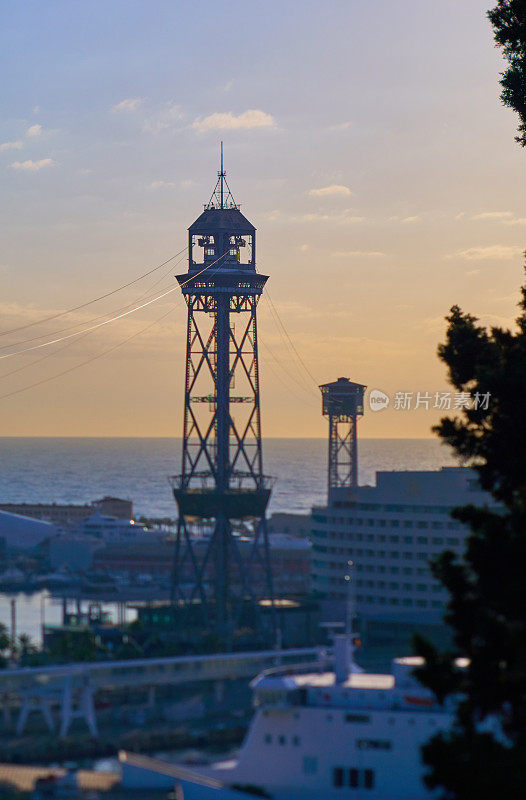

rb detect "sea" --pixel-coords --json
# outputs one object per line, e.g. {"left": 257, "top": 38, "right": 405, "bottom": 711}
{"left": 0, "top": 437, "right": 458, "bottom": 642}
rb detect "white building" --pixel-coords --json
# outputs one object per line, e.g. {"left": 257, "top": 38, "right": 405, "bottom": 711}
{"left": 79, "top": 513, "right": 147, "bottom": 541}
{"left": 0, "top": 509, "right": 57, "bottom": 550}
{"left": 311, "top": 467, "right": 498, "bottom": 625}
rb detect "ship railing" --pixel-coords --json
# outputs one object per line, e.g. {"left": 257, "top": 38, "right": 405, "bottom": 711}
{"left": 255, "top": 655, "right": 332, "bottom": 680}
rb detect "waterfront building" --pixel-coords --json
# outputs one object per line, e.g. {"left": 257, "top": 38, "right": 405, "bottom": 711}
{"left": 0, "top": 509, "right": 57, "bottom": 550}
{"left": 0, "top": 496, "right": 133, "bottom": 526}
{"left": 311, "top": 466, "right": 498, "bottom": 625}
{"left": 80, "top": 512, "right": 146, "bottom": 541}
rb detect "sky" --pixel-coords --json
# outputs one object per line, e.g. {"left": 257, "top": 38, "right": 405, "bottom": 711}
{"left": 0, "top": 0, "right": 525, "bottom": 439}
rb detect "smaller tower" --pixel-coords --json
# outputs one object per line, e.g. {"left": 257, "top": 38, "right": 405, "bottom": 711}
{"left": 320, "top": 377, "right": 366, "bottom": 498}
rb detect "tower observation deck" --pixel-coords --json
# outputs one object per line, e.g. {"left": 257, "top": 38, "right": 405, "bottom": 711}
{"left": 170, "top": 146, "right": 275, "bottom": 646}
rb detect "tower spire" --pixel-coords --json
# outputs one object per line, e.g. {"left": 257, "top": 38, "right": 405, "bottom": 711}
{"left": 220, "top": 140, "right": 224, "bottom": 209}
{"left": 206, "top": 142, "right": 238, "bottom": 210}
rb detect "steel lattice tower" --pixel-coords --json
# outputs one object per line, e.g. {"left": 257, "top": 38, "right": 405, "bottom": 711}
{"left": 170, "top": 147, "right": 275, "bottom": 646}
{"left": 320, "top": 377, "right": 366, "bottom": 498}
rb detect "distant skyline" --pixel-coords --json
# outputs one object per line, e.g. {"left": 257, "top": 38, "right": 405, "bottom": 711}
{"left": 1, "top": 0, "right": 525, "bottom": 438}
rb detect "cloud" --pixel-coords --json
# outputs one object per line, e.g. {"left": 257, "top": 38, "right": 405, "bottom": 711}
{"left": 466, "top": 211, "right": 526, "bottom": 226}
{"left": 192, "top": 109, "right": 275, "bottom": 132}
{"left": 150, "top": 180, "right": 176, "bottom": 189}
{"left": 331, "top": 250, "right": 385, "bottom": 257}
{"left": 11, "top": 158, "right": 56, "bottom": 172}
{"left": 448, "top": 245, "right": 524, "bottom": 261}
{"left": 142, "top": 102, "right": 183, "bottom": 133}
{"left": 0, "top": 140, "right": 23, "bottom": 152}
{"left": 309, "top": 184, "right": 351, "bottom": 197}
{"left": 471, "top": 210, "right": 513, "bottom": 221}
{"left": 222, "top": 79, "right": 235, "bottom": 92}
{"left": 111, "top": 97, "right": 143, "bottom": 112}
{"left": 26, "top": 124, "right": 42, "bottom": 137}
{"left": 289, "top": 210, "right": 365, "bottom": 224}
{"left": 390, "top": 215, "right": 421, "bottom": 223}
{"left": 328, "top": 121, "right": 351, "bottom": 131}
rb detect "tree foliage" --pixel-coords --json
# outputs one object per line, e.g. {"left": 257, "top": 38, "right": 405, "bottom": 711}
{"left": 488, "top": 1, "right": 526, "bottom": 145}
{"left": 413, "top": 273, "right": 526, "bottom": 799}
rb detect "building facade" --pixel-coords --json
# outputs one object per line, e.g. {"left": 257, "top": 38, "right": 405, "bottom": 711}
{"left": 0, "top": 496, "right": 133, "bottom": 526}
{"left": 311, "top": 467, "right": 497, "bottom": 624}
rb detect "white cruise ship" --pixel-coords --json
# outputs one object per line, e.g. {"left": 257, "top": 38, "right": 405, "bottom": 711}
{"left": 120, "top": 636, "right": 459, "bottom": 799}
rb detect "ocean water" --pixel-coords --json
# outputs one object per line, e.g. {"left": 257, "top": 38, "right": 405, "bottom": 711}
{"left": 0, "top": 437, "right": 458, "bottom": 518}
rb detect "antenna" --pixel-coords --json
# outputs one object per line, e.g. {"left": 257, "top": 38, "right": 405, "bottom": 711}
{"left": 206, "top": 142, "right": 238, "bottom": 210}
{"left": 220, "top": 140, "right": 224, "bottom": 209}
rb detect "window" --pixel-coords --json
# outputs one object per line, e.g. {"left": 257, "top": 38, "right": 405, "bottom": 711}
{"left": 364, "top": 769, "right": 375, "bottom": 789}
{"left": 417, "top": 536, "right": 428, "bottom": 544}
{"left": 389, "top": 535, "right": 399, "bottom": 542}
{"left": 357, "top": 739, "right": 392, "bottom": 751}
{"left": 333, "top": 767, "right": 344, "bottom": 788}
{"left": 349, "top": 769, "right": 359, "bottom": 788}
{"left": 403, "top": 536, "right": 413, "bottom": 544}
{"left": 292, "top": 735, "right": 301, "bottom": 746}
{"left": 345, "top": 713, "right": 370, "bottom": 723}
{"left": 264, "top": 733, "right": 272, "bottom": 744}
{"left": 278, "top": 735, "right": 286, "bottom": 745}
{"left": 303, "top": 757, "right": 318, "bottom": 774}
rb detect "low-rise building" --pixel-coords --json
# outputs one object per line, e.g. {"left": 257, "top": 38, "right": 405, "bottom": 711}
{"left": 0, "top": 496, "right": 133, "bottom": 526}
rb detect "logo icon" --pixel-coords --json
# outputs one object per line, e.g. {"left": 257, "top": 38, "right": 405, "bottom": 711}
{"left": 368, "top": 389, "right": 390, "bottom": 412}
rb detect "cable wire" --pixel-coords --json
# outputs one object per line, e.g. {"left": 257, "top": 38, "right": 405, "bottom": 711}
{"left": 0, "top": 253, "right": 228, "bottom": 398}
{"left": 264, "top": 289, "right": 320, "bottom": 389}
{"left": 0, "top": 251, "right": 188, "bottom": 351}
{"left": 0, "top": 254, "right": 227, "bottom": 361}
{"left": 0, "top": 309, "right": 175, "bottom": 402}
{"left": 0, "top": 246, "right": 188, "bottom": 338}
{"left": 0, "top": 255, "right": 187, "bottom": 379}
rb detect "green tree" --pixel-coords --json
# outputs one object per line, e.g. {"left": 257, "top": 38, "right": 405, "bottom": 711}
{"left": 46, "top": 629, "right": 108, "bottom": 663}
{"left": 413, "top": 279, "right": 526, "bottom": 799}
{"left": 488, "top": 1, "right": 526, "bottom": 145}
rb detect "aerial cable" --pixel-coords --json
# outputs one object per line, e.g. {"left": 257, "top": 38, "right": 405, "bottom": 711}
{"left": 0, "top": 308, "right": 176, "bottom": 402}
{"left": 0, "top": 253, "right": 227, "bottom": 361}
{"left": 0, "top": 253, "right": 230, "bottom": 398}
{"left": 0, "top": 246, "right": 189, "bottom": 338}
{"left": 263, "top": 296, "right": 314, "bottom": 393}
{"left": 264, "top": 289, "right": 319, "bottom": 389}
{"left": 259, "top": 337, "right": 319, "bottom": 408}
{"left": 0, "top": 257, "right": 186, "bottom": 379}
{"left": 0, "top": 251, "right": 188, "bottom": 351}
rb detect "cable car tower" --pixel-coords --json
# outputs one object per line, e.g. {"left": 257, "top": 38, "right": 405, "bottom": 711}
{"left": 170, "top": 145, "right": 275, "bottom": 646}
{"left": 320, "top": 377, "right": 366, "bottom": 499}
